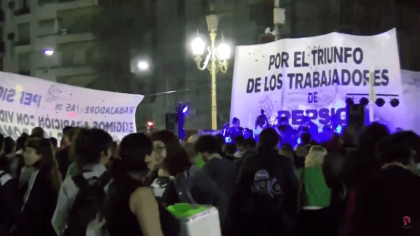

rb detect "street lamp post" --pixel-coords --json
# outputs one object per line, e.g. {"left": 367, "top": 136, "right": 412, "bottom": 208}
{"left": 191, "top": 9, "right": 231, "bottom": 130}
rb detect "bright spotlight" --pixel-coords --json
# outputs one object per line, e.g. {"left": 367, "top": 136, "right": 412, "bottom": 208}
{"left": 43, "top": 49, "right": 54, "bottom": 56}
{"left": 137, "top": 61, "right": 149, "bottom": 71}
{"left": 182, "top": 105, "right": 189, "bottom": 114}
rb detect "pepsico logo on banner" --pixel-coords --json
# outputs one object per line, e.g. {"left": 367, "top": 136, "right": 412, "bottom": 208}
{"left": 230, "top": 28, "right": 403, "bottom": 131}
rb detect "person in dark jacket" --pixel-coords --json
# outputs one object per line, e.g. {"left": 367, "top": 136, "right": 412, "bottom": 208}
{"left": 195, "top": 135, "right": 238, "bottom": 201}
{"left": 353, "top": 132, "right": 420, "bottom": 236}
{"left": 55, "top": 126, "right": 74, "bottom": 178}
{"left": 229, "top": 128, "right": 298, "bottom": 236}
{"left": 0, "top": 140, "right": 22, "bottom": 236}
{"left": 11, "top": 138, "right": 61, "bottom": 236}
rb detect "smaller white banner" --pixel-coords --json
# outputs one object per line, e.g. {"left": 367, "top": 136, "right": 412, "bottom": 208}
{"left": 0, "top": 72, "right": 143, "bottom": 142}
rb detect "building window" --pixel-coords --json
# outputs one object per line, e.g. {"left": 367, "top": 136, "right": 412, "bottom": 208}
{"left": 178, "top": 0, "right": 185, "bottom": 18}
{"left": 18, "top": 52, "right": 30, "bottom": 73}
{"left": 16, "top": 23, "right": 30, "bottom": 46}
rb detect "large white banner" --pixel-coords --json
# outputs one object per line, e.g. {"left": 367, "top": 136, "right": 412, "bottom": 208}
{"left": 401, "top": 69, "right": 420, "bottom": 134}
{"left": 0, "top": 72, "right": 143, "bottom": 142}
{"left": 231, "top": 29, "right": 403, "bottom": 132}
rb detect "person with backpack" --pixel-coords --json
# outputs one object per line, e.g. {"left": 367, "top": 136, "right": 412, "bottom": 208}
{"left": 229, "top": 127, "right": 298, "bottom": 236}
{"left": 0, "top": 136, "right": 22, "bottom": 236}
{"left": 107, "top": 133, "right": 179, "bottom": 236}
{"left": 51, "top": 128, "right": 113, "bottom": 236}
{"left": 149, "top": 131, "right": 229, "bottom": 227}
{"left": 11, "top": 137, "right": 62, "bottom": 236}
{"left": 0, "top": 155, "right": 22, "bottom": 236}
{"left": 149, "top": 130, "right": 192, "bottom": 205}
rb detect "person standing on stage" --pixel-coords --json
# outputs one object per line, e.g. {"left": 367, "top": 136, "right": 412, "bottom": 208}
{"left": 228, "top": 118, "right": 244, "bottom": 141}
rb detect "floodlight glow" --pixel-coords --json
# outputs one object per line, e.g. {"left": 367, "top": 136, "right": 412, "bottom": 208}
{"left": 43, "top": 49, "right": 54, "bottom": 56}
{"left": 137, "top": 61, "right": 149, "bottom": 71}
{"left": 182, "top": 105, "right": 189, "bottom": 114}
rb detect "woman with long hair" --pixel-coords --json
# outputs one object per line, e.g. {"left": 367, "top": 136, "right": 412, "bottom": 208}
{"left": 52, "top": 128, "right": 113, "bottom": 236}
{"left": 107, "top": 133, "right": 179, "bottom": 236}
{"left": 11, "top": 138, "right": 61, "bottom": 236}
{"left": 149, "top": 130, "right": 192, "bottom": 204}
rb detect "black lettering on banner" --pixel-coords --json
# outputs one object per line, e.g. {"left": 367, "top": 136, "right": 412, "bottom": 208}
{"left": 55, "top": 104, "right": 63, "bottom": 111}
{"left": 0, "top": 87, "right": 16, "bottom": 103}
{"left": 255, "top": 78, "right": 262, "bottom": 92}
{"left": 245, "top": 46, "right": 393, "bottom": 92}
{"left": 352, "top": 70, "right": 363, "bottom": 86}
{"left": 295, "top": 73, "right": 304, "bottom": 89}
{"left": 326, "top": 48, "right": 333, "bottom": 64}
{"left": 282, "top": 53, "right": 289, "bottom": 68}
{"left": 381, "top": 69, "right": 389, "bottom": 86}
{"left": 320, "top": 71, "right": 328, "bottom": 87}
{"left": 45, "top": 117, "right": 52, "bottom": 129}
{"left": 276, "top": 74, "right": 283, "bottom": 90}
{"left": 308, "top": 92, "right": 318, "bottom": 103}
{"left": 247, "top": 68, "right": 392, "bottom": 91}
{"left": 318, "top": 49, "right": 324, "bottom": 65}
{"left": 0, "top": 110, "right": 14, "bottom": 123}
{"left": 334, "top": 47, "right": 343, "bottom": 63}
{"left": 374, "top": 70, "right": 382, "bottom": 86}
{"left": 269, "top": 74, "right": 276, "bottom": 90}
{"left": 311, "top": 49, "right": 317, "bottom": 65}
{"left": 268, "top": 55, "right": 276, "bottom": 70}
{"left": 313, "top": 72, "right": 320, "bottom": 88}
{"left": 288, "top": 74, "right": 295, "bottom": 89}
{"left": 84, "top": 106, "right": 136, "bottom": 115}
{"left": 332, "top": 69, "right": 340, "bottom": 85}
{"left": 327, "top": 70, "right": 332, "bottom": 86}
{"left": 246, "top": 79, "right": 254, "bottom": 93}
{"left": 268, "top": 52, "right": 289, "bottom": 70}
{"left": 363, "top": 70, "right": 370, "bottom": 86}
{"left": 344, "top": 47, "right": 352, "bottom": 63}
{"left": 294, "top": 51, "right": 302, "bottom": 67}
{"left": 341, "top": 69, "right": 351, "bottom": 86}
{"left": 304, "top": 73, "right": 312, "bottom": 88}
{"left": 353, "top": 47, "right": 363, "bottom": 64}
{"left": 264, "top": 76, "right": 270, "bottom": 92}
{"left": 302, "top": 53, "right": 310, "bottom": 67}
{"left": 19, "top": 92, "right": 42, "bottom": 107}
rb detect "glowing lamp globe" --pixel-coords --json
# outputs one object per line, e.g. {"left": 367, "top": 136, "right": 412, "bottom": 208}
{"left": 137, "top": 61, "right": 149, "bottom": 71}
{"left": 217, "top": 43, "right": 231, "bottom": 60}
{"left": 191, "top": 37, "right": 205, "bottom": 56}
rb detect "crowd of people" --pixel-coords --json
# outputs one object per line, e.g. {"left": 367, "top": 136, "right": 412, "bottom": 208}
{"left": 0, "top": 122, "right": 419, "bottom": 236}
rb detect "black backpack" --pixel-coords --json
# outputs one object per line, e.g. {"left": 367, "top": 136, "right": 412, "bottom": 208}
{"left": 240, "top": 155, "right": 284, "bottom": 213}
{"left": 65, "top": 171, "right": 112, "bottom": 236}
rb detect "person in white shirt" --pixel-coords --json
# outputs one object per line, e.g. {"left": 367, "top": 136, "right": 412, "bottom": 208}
{"left": 233, "top": 136, "right": 246, "bottom": 158}
{"left": 51, "top": 128, "right": 113, "bottom": 236}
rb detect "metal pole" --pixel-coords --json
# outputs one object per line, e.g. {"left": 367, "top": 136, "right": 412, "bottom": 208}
{"left": 274, "top": 25, "right": 280, "bottom": 40}
{"left": 210, "top": 31, "right": 218, "bottom": 130}
{"left": 274, "top": 0, "right": 280, "bottom": 40}
{"left": 369, "top": 67, "right": 375, "bottom": 123}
